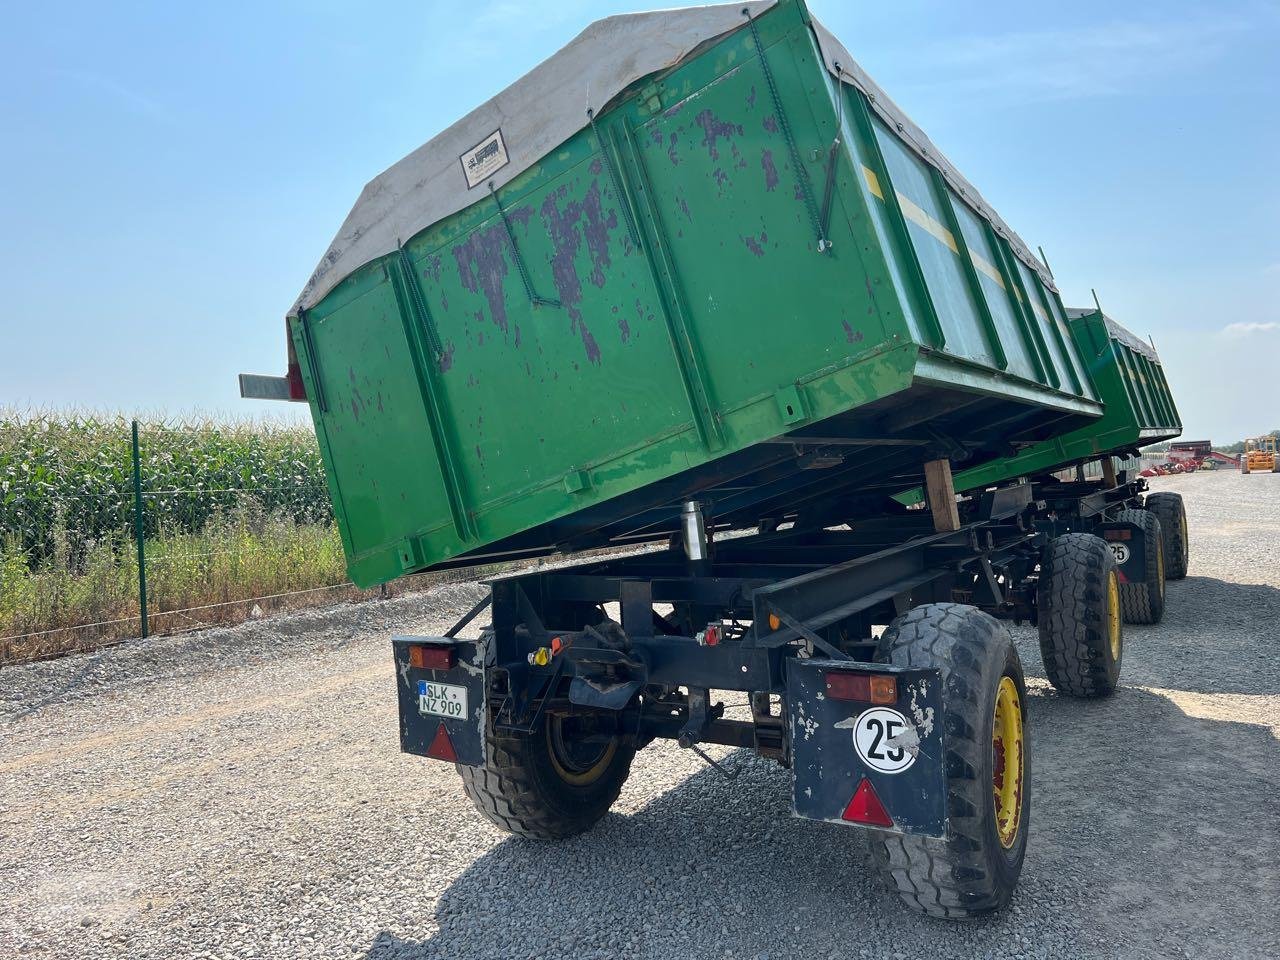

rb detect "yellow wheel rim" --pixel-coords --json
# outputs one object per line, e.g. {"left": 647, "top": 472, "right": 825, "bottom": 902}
{"left": 1107, "top": 570, "right": 1121, "bottom": 660}
{"left": 546, "top": 718, "right": 617, "bottom": 786}
{"left": 1180, "top": 513, "right": 1189, "bottom": 555}
{"left": 992, "top": 675, "right": 1024, "bottom": 849}
{"left": 1156, "top": 540, "right": 1165, "bottom": 599}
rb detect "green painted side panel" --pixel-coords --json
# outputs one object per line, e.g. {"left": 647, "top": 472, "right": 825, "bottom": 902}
{"left": 1047, "top": 294, "right": 1095, "bottom": 401}
{"left": 293, "top": 0, "right": 1105, "bottom": 586}
{"left": 950, "top": 200, "right": 1037, "bottom": 382}
{"left": 903, "top": 309, "right": 1182, "bottom": 501}
{"left": 872, "top": 122, "right": 995, "bottom": 367}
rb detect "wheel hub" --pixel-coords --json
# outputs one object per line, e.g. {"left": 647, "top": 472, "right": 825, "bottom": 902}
{"left": 546, "top": 716, "right": 616, "bottom": 786}
{"left": 992, "top": 675, "right": 1024, "bottom": 849}
{"left": 1107, "top": 571, "right": 1121, "bottom": 660}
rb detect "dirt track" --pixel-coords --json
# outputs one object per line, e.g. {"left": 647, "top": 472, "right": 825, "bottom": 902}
{"left": 2, "top": 471, "right": 1278, "bottom": 959}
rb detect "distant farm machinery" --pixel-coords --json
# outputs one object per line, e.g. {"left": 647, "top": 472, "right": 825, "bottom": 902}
{"left": 1240, "top": 436, "right": 1280, "bottom": 474}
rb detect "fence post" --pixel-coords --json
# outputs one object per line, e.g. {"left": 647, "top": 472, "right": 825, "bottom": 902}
{"left": 131, "top": 419, "right": 149, "bottom": 639}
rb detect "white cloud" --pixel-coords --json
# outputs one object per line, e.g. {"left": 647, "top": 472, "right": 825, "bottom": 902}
{"left": 1221, "top": 321, "right": 1280, "bottom": 337}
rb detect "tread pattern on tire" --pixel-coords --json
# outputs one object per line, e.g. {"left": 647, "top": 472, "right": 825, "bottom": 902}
{"left": 458, "top": 705, "right": 634, "bottom": 840}
{"left": 1114, "top": 508, "right": 1164, "bottom": 625}
{"left": 870, "top": 603, "right": 1026, "bottom": 919}
{"left": 1145, "top": 492, "right": 1188, "bottom": 580}
{"left": 1037, "top": 534, "right": 1120, "bottom": 698}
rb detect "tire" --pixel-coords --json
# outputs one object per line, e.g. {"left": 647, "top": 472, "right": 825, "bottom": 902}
{"left": 1113, "top": 509, "right": 1165, "bottom": 625}
{"left": 1037, "top": 534, "right": 1123, "bottom": 698}
{"left": 458, "top": 701, "right": 635, "bottom": 840}
{"left": 870, "top": 603, "right": 1029, "bottom": 919}
{"left": 1145, "top": 491, "right": 1189, "bottom": 580}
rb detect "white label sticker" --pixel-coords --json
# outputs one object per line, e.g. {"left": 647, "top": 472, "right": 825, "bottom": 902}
{"left": 1109, "top": 542, "right": 1131, "bottom": 565}
{"left": 418, "top": 680, "right": 468, "bottom": 720}
{"left": 851, "top": 707, "right": 917, "bottom": 774}
{"left": 460, "top": 129, "right": 509, "bottom": 189}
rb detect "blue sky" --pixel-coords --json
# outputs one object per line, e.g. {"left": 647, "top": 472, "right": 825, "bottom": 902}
{"left": 2, "top": 0, "right": 1277, "bottom": 441}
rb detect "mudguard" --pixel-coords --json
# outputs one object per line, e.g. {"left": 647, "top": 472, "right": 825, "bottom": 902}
{"left": 1099, "top": 521, "right": 1146, "bottom": 583}
{"left": 392, "top": 636, "right": 488, "bottom": 766}
{"left": 788, "top": 659, "right": 947, "bottom": 837}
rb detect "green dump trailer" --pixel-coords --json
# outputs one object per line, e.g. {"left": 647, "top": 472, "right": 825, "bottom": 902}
{"left": 898, "top": 306, "right": 1188, "bottom": 616}
{"left": 913, "top": 307, "right": 1181, "bottom": 493}
{"left": 242, "top": 0, "right": 1186, "bottom": 920}
{"left": 243, "top": 0, "right": 1102, "bottom": 588}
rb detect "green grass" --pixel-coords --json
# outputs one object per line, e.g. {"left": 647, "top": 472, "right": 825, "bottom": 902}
{"left": 1, "top": 409, "right": 331, "bottom": 562}
{"left": 0, "top": 410, "right": 353, "bottom": 664}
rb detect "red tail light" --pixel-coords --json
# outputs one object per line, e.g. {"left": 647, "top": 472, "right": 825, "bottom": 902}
{"left": 286, "top": 361, "right": 307, "bottom": 401}
{"left": 842, "top": 777, "right": 893, "bottom": 828}
{"left": 825, "top": 671, "right": 896, "bottom": 704}
{"left": 409, "top": 644, "right": 456, "bottom": 671}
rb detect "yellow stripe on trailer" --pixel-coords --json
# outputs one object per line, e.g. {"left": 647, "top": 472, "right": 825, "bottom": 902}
{"left": 861, "top": 164, "right": 1006, "bottom": 290}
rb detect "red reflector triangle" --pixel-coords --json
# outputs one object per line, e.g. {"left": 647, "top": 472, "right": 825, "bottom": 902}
{"left": 1115, "top": 570, "right": 1129, "bottom": 583}
{"left": 425, "top": 722, "right": 458, "bottom": 762}
{"left": 842, "top": 777, "right": 894, "bottom": 828}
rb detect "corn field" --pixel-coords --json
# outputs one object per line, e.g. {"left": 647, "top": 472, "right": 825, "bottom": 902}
{"left": 0, "top": 410, "right": 352, "bottom": 663}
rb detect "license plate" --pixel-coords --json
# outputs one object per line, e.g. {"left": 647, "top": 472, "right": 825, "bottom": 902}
{"left": 418, "top": 680, "right": 468, "bottom": 720}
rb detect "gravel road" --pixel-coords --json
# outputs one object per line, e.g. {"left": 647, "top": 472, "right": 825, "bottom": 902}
{"left": 2, "top": 471, "right": 1278, "bottom": 960}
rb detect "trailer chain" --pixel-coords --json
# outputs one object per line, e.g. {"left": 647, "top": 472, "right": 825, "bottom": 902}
{"left": 818, "top": 63, "right": 853, "bottom": 248}
{"left": 587, "top": 108, "right": 642, "bottom": 250}
{"left": 687, "top": 742, "right": 742, "bottom": 781}
{"left": 489, "top": 181, "right": 561, "bottom": 308}
{"left": 396, "top": 244, "right": 444, "bottom": 361}
{"left": 743, "top": 8, "right": 827, "bottom": 252}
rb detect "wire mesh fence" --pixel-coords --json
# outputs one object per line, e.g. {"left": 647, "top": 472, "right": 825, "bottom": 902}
{"left": 0, "top": 412, "right": 370, "bottom": 665}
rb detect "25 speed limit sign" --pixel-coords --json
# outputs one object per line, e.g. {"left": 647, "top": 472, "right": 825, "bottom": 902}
{"left": 851, "top": 707, "right": 916, "bottom": 774}
{"left": 1109, "top": 542, "right": 1130, "bottom": 565}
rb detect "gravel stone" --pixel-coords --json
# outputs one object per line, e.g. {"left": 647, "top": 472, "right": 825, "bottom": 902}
{"left": 1, "top": 472, "right": 1277, "bottom": 959}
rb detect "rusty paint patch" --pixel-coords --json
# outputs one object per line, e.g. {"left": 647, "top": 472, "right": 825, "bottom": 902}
{"left": 452, "top": 207, "right": 531, "bottom": 335}
{"left": 581, "top": 180, "right": 618, "bottom": 289}
{"left": 840, "top": 321, "right": 864, "bottom": 345}
{"left": 695, "top": 109, "right": 743, "bottom": 161}
{"left": 713, "top": 168, "right": 728, "bottom": 189}
{"left": 635, "top": 299, "right": 652, "bottom": 337}
{"left": 541, "top": 184, "right": 604, "bottom": 365}
{"left": 663, "top": 100, "right": 685, "bottom": 119}
{"left": 667, "top": 132, "right": 679, "bottom": 167}
{"left": 742, "top": 231, "right": 768, "bottom": 257}
{"left": 763, "top": 115, "right": 778, "bottom": 134}
{"left": 589, "top": 158, "right": 602, "bottom": 175}
{"left": 761, "top": 149, "right": 779, "bottom": 191}
{"left": 439, "top": 340, "right": 456, "bottom": 372}
{"left": 747, "top": 86, "right": 757, "bottom": 110}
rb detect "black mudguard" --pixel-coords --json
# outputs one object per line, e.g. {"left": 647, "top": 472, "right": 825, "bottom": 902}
{"left": 788, "top": 659, "right": 947, "bottom": 837}
{"left": 392, "top": 636, "right": 488, "bottom": 766}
